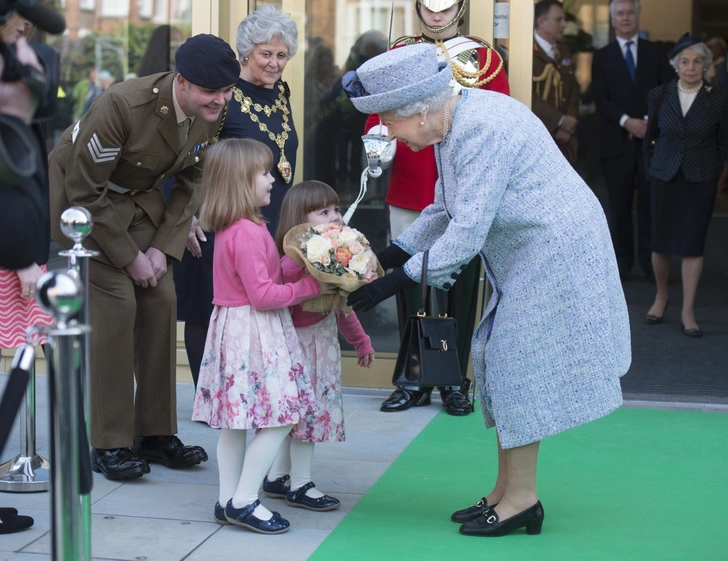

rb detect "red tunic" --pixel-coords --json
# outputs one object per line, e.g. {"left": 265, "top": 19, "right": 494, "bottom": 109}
{"left": 365, "top": 35, "right": 510, "bottom": 211}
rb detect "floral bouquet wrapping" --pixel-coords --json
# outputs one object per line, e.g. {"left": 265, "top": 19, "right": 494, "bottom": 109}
{"left": 283, "top": 223, "right": 384, "bottom": 314}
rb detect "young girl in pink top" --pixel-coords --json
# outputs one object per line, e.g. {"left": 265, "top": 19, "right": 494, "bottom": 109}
{"left": 191, "top": 140, "right": 334, "bottom": 535}
{"left": 262, "top": 181, "right": 375, "bottom": 511}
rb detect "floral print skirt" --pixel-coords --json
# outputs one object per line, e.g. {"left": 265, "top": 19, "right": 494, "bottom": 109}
{"left": 290, "top": 314, "right": 345, "bottom": 443}
{"left": 192, "top": 304, "right": 316, "bottom": 430}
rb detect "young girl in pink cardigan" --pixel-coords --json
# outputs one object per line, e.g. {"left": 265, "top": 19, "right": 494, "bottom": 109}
{"left": 261, "top": 181, "right": 375, "bottom": 511}
{"left": 191, "top": 140, "right": 334, "bottom": 535}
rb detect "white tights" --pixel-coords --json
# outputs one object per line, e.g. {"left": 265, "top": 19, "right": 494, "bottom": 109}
{"left": 216, "top": 425, "right": 292, "bottom": 520}
{"left": 267, "top": 436, "right": 324, "bottom": 499}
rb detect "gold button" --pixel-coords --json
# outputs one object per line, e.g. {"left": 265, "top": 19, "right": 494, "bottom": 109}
{"left": 153, "top": 87, "right": 159, "bottom": 94}
{"left": 194, "top": 156, "right": 200, "bottom": 163}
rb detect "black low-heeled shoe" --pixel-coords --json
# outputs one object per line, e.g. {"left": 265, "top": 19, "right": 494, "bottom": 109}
{"left": 645, "top": 299, "right": 669, "bottom": 325}
{"left": 286, "top": 482, "right": 341, "bottom": 511}
{"left": 224, "top": 499, "right": 290, "bottom": 534}
{"left": 262, "top": 474, "right": 291, "bottom": 499}
{"left": 459, "top": 501, "right": 544, "bottom": 537}
{"left": 681, "top": 321, "right": 703, "bottom": 338}
{"left": 451, "top": 497, "right": 496, "bottom": 523}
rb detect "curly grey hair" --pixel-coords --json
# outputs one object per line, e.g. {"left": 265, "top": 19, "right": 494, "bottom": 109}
{"left": 609, "top": 0, "right": 641, "bottom": 19}
{"left": 391, "top": 86, "right": 453, "bottom": 120}
{"left": 236, "top": 5, "right": 299, "bottom": 61}
{"left": 670, "top": 42, "right": 713, "bottom": 71}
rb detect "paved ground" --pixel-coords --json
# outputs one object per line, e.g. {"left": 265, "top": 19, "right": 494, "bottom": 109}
{"left": 0, "top": 378, "right": 440, "bottom": 561}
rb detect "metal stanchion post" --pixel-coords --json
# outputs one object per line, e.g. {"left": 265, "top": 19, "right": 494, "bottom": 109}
{"left": 0, "top": 343, "right": 51, "bottom": 492}
{"left": 35, "top": 271, "right": 90, "bottom": 561}
{"left": 58, "top": 207, "right": 96, "bottom": 561}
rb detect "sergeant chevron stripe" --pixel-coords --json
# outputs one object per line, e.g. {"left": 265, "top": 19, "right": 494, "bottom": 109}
{"left": 87, "top": 133, "right": 121, "bottom": 164}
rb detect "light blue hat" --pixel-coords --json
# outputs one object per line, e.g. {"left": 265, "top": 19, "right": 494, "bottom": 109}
{"left": 343, "top": 43, "right": 453, "bottom": 114}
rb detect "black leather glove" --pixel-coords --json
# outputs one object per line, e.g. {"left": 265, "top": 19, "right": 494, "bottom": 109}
{"left": 347, "top": 267, "right": 418, "bottom": 312}
{"left": 376, "top": 244, "right": 411, "bottom": 271}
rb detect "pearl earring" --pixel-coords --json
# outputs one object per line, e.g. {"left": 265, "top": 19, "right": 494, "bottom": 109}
{"left": 420, "top": 120, "right": 425, "bottom": 126}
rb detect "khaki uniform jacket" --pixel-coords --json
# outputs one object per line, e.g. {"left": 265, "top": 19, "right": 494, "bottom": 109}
{"left": 532, "top": 41, "right": 580, "bottom": 160}
{"left": 49, "top": 72, "right": 221, "bottom": 268}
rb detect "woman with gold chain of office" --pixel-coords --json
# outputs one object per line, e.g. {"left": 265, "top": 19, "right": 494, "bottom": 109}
{"left": 365, "top": 0, "right": 510, "bottom": 416}
{"left": 174, "top": 5, "right": 299, "bottom": 392}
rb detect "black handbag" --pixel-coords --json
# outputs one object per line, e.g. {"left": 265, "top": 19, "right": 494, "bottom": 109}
{"left": 392, "top": 251, "right": 462, "bottom": 388}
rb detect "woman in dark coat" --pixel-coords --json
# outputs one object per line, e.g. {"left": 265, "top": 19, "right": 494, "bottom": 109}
{"left": 644, "top": 35, "right": 728, "bottom": 337}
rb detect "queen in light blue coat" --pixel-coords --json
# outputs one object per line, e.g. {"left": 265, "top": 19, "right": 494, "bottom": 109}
{"left": 345, "top": 43, "right": 631, "bottom": 537}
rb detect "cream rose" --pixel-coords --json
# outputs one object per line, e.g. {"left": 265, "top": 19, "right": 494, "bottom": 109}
{"left": 306, "top": 235, "right": 332, "bottom": 262}
{"left": 348, "top": 252, "right": 370, "bottom": 275}
{"left": 338, "top": 229, "right": 358, "bottom": 243}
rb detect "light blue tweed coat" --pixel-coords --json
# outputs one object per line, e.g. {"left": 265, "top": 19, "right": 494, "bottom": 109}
{"left": 396, "top": 89, "right": 631, "bottom": 449}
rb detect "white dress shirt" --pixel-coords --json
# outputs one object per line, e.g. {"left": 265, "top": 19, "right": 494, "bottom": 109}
{"left": 534, "top": 32, "right": 557, "bottom": 61}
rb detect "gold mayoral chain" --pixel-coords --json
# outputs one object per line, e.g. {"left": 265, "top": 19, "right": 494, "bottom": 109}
{"left": 232, "top": 82, "right": 293, "bottom": 184}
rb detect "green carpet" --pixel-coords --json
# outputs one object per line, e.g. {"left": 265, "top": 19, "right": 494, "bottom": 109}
{"left": 310, "top": 407, "right": 728, "bottom": 561}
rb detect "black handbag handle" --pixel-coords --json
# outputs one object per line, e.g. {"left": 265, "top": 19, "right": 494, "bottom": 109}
{"left": 418, "top": 251, "right": 429, "bottom": 315}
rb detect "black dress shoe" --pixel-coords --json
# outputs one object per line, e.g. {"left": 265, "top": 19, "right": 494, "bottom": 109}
{"left": 380, "top": 388, "right": 431, "bottom": 412}
{"left": 441, "top": 389, "right": 472, "bottom": 416}
{"left": 263, "top": 474, "right": 291, "bottom": 499}
{"left": 451, "top": 497, "right": 495, "bottom": 523}
{"left": 224, "top": 499, "right": 290, "bottom": 534}
{"left": 681, "top": 322, "right": 703, "bottom": 338}
{"left": 131, "top": 435, "right": 208, "bottom": 468}
{"left": 285, "top": 482, "right": 341, "bottom": 511}
{"left": 214, "top": 502, "right": 230, "bottom": 525}
{"left": 459, "top": 501, "right": 544, "bottom": 537}
{"left": 0, "top": 510, "right": 34, "bottom": 534}
{"left": 92, "top": 448, "right": 150, "bottom": 481}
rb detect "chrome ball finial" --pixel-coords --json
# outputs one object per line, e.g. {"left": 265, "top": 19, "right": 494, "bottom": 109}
{"left": 60, "top": 207, "right": 93, "bottom": 250}
{"left": 36, "top": 271, "right": 84, "bottom": 329}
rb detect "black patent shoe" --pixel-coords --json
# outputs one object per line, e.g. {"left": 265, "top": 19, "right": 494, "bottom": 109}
{"left": 441, "top": 389, "right": 472, "bottom": 416}
{"left": 92, "top": 448, "right": 150, "bottom": 481}
{"left": 459, "top": 501, "right": 544, "bottom": 537}
{"left": 214, "top": 502, "right": 230, "bottom": 525}
{"left": 285, "top": 482, "right": 341, "bottom": 511}
{"left": 451, "top": 497, "right": 495, "bottom": 523}
{"left": 224, "top": 499, "right": 290, "bottom": 534}
{"left": 131, "top": 435, "right": 208, "bottom": 468}
{"left": 262, "top": 474, "right": 291, "bottom": 499}
{"left": 380, "top": 388, "right": 431, "bottom": 412}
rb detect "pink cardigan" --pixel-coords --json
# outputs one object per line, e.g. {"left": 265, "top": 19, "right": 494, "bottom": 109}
{"left": 212, "top": 219, "right": 320, "bottom": 309}
{"left": 281, "top": 256, "right": 374, "bottom": 358}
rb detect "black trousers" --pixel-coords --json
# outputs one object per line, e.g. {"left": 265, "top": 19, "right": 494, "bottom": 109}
{"left": 602, "top": 141, "right": 653, "bottom": 274}
{"left": 395, "top": 256, "right": 481, "bottom": 392}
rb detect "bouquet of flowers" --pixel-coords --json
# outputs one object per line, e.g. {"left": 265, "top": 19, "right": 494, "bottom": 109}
{"left": 283, "top": 223, "right": 384, "bottom": 313}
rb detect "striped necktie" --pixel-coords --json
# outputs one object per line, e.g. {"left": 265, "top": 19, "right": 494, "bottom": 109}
{"left": 624, "top": 41, "right": 636, "bottom": 82}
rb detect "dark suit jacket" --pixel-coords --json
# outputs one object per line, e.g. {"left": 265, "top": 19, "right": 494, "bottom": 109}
{"left": 645, "top": 82, "right": 728, "bottom": 183}
{"left": 592, "top": 38, "right": 673, "bottom": 159}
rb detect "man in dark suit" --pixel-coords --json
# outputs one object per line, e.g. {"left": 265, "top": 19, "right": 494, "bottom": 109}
{"left": 591, "top": 0, "right": 673, "bottom": 281}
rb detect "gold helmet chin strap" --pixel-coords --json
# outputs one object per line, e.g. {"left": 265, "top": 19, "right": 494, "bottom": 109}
{"left": 416, "top": 0, "right": 467, "bottom": 36}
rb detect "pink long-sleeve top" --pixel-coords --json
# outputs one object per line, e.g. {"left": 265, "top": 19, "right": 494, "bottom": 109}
{"left": 213, "top": 219, "right": 320, "bottom": 309}
{"left": 281, "top": 256, "right": 375, "bottom": 358}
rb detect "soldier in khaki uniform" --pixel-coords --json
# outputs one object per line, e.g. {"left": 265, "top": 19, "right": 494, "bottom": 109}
{"left": 532, "top": 0, "right": 580, "bottom": 165}
{"left": 48, "top": 34, "right": 240, "bottom": 480}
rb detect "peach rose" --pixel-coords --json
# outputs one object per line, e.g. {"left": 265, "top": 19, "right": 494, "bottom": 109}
{"left": 336, "top": 247, "right": 352, "bottom": 267}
